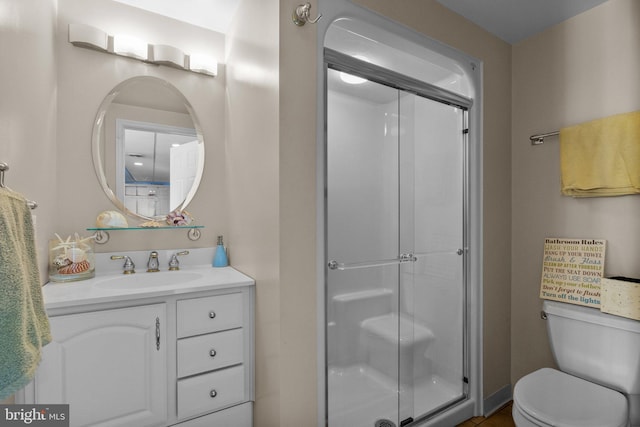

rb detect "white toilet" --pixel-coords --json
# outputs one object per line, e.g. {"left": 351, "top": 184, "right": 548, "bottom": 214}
{"left": 513, "top": 300, "right": 640, "bottom": 427}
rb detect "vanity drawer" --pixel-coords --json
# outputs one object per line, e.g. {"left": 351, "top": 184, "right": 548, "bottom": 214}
{"left": 177, "top": 328, "right": 244, "bottom": 378}
{"left": 177, "top": 365, "right": 245, "bottom": 419}
{"left": 177, "top": 293, "right": 243, "bottom": 338}
{"left": 173, "top": 402, "right": 252, "bottom": 427}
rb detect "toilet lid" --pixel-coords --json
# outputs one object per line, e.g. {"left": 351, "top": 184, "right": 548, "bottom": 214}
{"left": 514, "top": 368, "right": 628, "bottom": 427}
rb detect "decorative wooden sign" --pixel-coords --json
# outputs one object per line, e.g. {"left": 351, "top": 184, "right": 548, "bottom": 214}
{"left": 539, "top": 238, "right": 606, "bottom": 308}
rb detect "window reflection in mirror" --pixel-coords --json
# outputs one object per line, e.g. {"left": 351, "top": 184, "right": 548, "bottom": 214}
{"left": 116, "top": 120, "right": 198, "bottom": 217}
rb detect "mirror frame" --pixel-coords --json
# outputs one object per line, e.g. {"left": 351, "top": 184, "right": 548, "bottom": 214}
{"left": 91, "top": 76, "right": 205, "bottom": 222}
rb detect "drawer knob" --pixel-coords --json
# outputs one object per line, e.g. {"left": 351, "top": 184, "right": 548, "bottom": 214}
{"left": 209, "top": 349, "right": 217, "bottom": 357}
{"left": 210, "top": 389, "right": 217, "bottom": 398}
{"left": 209, "top": 311, "right": 216, "bottom": 319}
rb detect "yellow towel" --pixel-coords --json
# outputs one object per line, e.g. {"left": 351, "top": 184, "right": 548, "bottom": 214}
{"left": 560, "top": 110, "right": 640, "bottom": 197}
{"left": 0, "top": 188, "right": 51, "bottom": 399}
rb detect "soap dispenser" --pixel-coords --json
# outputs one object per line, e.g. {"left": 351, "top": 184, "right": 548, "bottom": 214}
{"left": 213, "top": 235, "right": 228, "bottom": 267}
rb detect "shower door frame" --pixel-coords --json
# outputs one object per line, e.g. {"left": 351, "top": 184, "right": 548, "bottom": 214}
{"left": 323, "top": 48, "right": 475, "bottom": 426}
{"left": 316, "top": 6, "right": 483, "bottom": 426}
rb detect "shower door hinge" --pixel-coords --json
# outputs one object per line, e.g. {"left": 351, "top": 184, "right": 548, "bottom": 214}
{"left": 462, "top": 128, "right": 469, "bottom": 134}
{"left": 463, "top": 376, "right": 469, "bottom": 384}
{"left": 400, "top": 417, "right": 414, "bottom": 427}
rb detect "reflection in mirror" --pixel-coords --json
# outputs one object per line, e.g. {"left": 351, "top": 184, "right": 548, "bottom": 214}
{"left": 92, "top": 76, "right": 204, "bottom": 221}
{"left": 117, "top": 120, "right": 198, "bottom": 217}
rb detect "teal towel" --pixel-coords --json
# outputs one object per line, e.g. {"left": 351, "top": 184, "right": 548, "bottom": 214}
{"left": 0, "top": 188, "right": 51, "bottom": 399}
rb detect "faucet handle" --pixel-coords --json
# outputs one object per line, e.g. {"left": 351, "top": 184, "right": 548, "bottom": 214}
{"left": 168, "top": 250, "right": 189, "bottom": 271}
{"left": 147, "top": 251, "right": 160, "bottom": 272}
{"left": 111, "top": 255, "right": 135, "bottom": 274}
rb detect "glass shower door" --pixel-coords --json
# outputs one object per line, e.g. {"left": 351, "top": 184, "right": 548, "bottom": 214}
{"left": 326, "top": 65, "right": 468, "bottom": 427}
{"left": 397, "top": 92, "right": 467, "bottom": 423}
{"left": 326, "top": 69, "right": 402, "bottom": 427}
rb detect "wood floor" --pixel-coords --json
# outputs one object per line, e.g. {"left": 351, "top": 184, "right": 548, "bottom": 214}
{"left": 456, "top": 401, "right": 515, "bottom": 427}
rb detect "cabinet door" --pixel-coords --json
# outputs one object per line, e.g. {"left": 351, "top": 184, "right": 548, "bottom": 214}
{"left": 35, "top": 304, "right": 167, "bottom": 427}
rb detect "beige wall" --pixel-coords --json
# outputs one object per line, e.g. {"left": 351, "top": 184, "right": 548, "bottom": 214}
{"left": 0, "top": 0, "right": 58, "bottom": 284}
{"left": 225, "top": 0, "right": 320, "bottom": 424}
{"left": 55, "top": 0, "right": 227, "bottom": 251}
{"left": 225, "top": 0, "right": 281, "bottom": 425}
{"left": 278, "top": 0, "right": 318, "bottom": 424}
{"left": 353, "top": 0, "right": 513, "bottom": 401}
{"left": 511, "top": 0, "right": 640, "bottom": 385}
{"left": 226, "top": 1, "right": 318, "bottom": 425}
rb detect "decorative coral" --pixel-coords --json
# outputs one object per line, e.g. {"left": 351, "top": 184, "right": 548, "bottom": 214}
{"left": 166, "top": 210, "right": 193, "bottom": 226}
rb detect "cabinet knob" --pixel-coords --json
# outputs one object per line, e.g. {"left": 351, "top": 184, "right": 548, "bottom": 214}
{"left": 209, "top": 349, "right": 217, "bottom": 357}
{"left": 210, "top": 389, "right": 217, "bottom": 398}
{"left": 209, "top": 311, "right": 216, "bottom": 319}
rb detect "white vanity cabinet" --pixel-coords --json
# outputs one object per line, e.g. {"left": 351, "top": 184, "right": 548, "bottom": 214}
{"left": 22, "top": 265, "right": 255, "bottom": 427}
{"left": 34, "top": 304, "right": 168, "bottom": 427}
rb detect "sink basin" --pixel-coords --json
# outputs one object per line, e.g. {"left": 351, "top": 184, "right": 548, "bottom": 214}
{"left": 94, "top": 271, "right": 204, "bottom": 289}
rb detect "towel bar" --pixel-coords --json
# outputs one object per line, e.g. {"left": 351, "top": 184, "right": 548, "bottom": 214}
{"left": 0, "top": 162, "right": 38, "bottom": 209}
{"left": 529, "top": 130, "right": 559, "bottom": 145}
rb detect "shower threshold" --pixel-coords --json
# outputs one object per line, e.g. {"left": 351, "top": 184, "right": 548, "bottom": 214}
{"left": 328, "top": 364, "right": 462, "bottom": 427}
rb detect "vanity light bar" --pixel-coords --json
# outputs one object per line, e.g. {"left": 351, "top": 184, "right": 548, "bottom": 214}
{"left": 151, "top": 44, "right": 186, "bottom": 69}
{"left": 188, "top": 54, "right": 218, "bottom": 76}
{"left": 113, "top": 34, "right": 148, "bottom": 60}
{"left": 68, "top": 23, "right": 217, "bottom": 77}
{"left": 69, "top": 23, "right": 108, "bottom": 51}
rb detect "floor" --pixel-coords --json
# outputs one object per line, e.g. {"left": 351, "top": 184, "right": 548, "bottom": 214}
{"left": 456, "top": 402, "right": 515, "bottom": 427}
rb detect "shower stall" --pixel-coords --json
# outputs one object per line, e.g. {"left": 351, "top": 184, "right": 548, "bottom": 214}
{"left": 321, "top": 12, "right": 481, "bottom": 427}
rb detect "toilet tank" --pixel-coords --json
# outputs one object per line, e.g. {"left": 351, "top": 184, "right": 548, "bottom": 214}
{"left": 544, "top": 299, "right": 640, "bottom": 394}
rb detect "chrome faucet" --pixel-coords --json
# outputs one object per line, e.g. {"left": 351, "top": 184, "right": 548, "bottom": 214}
{"left": 168, "top": 250, "right": 189, "bottom": 271}
{"left": 147, "top": 251, "right": 160, "bottom": 272}
{"left": 110, "top": 255, "right": 135, "bottom": 274}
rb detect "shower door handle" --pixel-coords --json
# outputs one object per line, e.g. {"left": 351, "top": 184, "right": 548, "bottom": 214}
{"left": 399, "top": 253, "right": 417, "bottom": 262}
{"left": 329, "top": 249, "right": 465, "bottom": 270}
{"left": 328, "top": 254, "right": 417, "bottom": 271}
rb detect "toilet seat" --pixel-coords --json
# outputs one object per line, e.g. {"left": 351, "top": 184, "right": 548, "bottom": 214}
{"left": 514, "top": 368, "right": 628, "bottom": 427}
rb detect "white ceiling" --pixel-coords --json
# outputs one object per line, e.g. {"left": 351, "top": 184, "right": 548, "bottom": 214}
{"left": 111, "top": 0, "right": 240, "bottom": 34}
{"left": 436, "top": 0, "right": 610, "bottom": 44}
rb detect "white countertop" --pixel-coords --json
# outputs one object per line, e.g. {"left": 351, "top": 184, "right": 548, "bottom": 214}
{"left": 43, "top": 266, "right": 254, "bottom": 310}
{"left": 42, "top": 248, "right": 254, "bottom": 312}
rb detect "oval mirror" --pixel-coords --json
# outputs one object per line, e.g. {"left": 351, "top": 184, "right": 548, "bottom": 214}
{"left": 92, "top": 76, "right": 204, "bottom": 222}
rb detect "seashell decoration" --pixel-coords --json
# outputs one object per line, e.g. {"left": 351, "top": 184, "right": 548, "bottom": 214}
{"left": 140, "top": 220, "right": 164, "bottom": 228}
{"left": 53, "top": 254, "right": 72, "bottom": 268}
{"left": 49, "top": 233, "right": 95, "bottom": 282}
{"left": 58, "top": 260, "right": 91, "bottom": 275}
{"left": 66, "top": 247, "right": 87, "bottom": 263}
{"left": 96, "top": 210, "right": 128, "bottom": 228}
{"left": 166, "top": 209, "right": 193, "bottom": 226}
